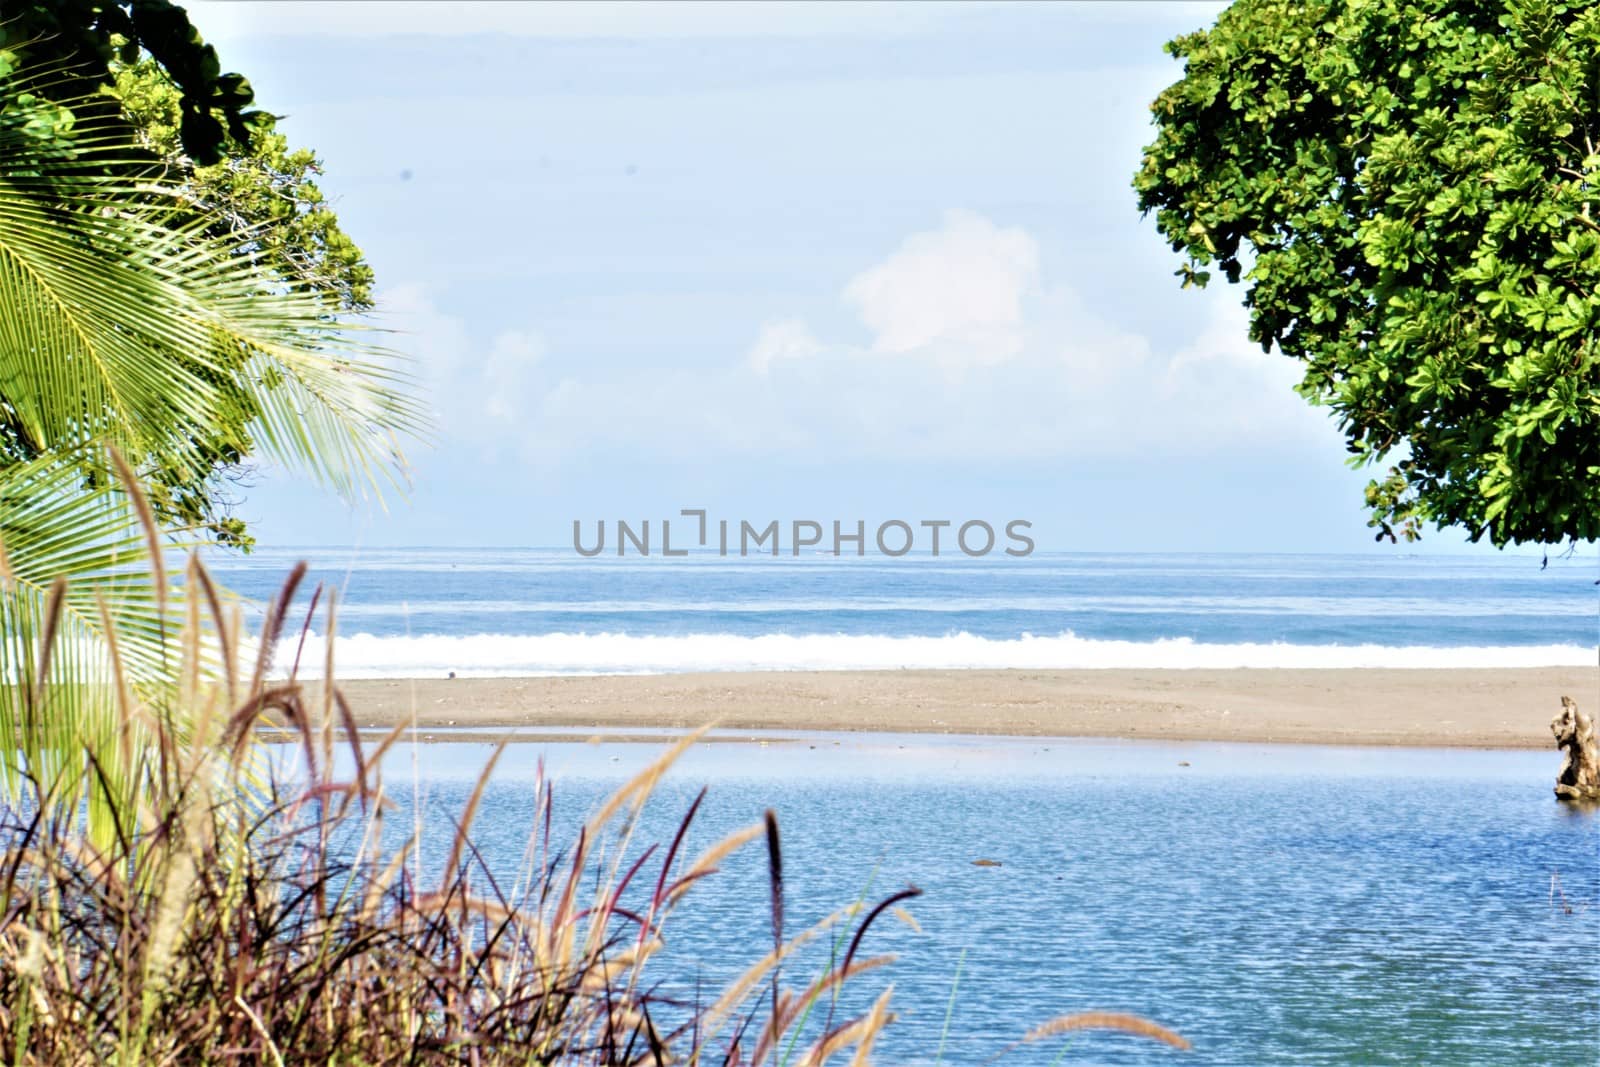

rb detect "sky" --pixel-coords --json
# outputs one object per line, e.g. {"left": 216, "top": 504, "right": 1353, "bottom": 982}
{"left": 186, "top": 0, "right": 1499, "bottom": 555}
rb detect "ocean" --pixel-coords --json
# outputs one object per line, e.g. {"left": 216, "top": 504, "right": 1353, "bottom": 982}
{"left": 325, "top": 735, "right": 1600, "bottom": 1065}
{"left": 205, "top": 548, "right": 1600, "bottom": 677}
{"left": 226, "top": 547, "right": 1600, "bottom": 1061}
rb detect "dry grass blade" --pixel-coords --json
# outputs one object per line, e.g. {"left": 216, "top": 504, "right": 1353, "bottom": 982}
{"left": 439, "top": 740, "right": 507, "bottom": 889}
{"left": 189, "top": 562, "right": 235, "bottom": 701}
{"left": 764, "top": 808, "right": 783, "bottom": 1028}
{"left": 93, "top": 591, "right": 137, "bottom": 748}
{"left": 106, "top": 447, "right": 165, "bottom": 618}
{"left": 0, "top": 525, "right": 14, "bottom": 589}
{"left": 797, "top": 986, "right": 896, "bottom": 1067}
{"left": 700, "top": 906, "right": 857, "bottom": 1043}
{"left": 849, "top": 987, "right": 895, "bottom": 1066}
{"left": 1023, "top": 1011, "right": 1191, "bottom": 1051}
{"left": 30, "top": 578, "right": 67, "bottom": 714}
{"left": 752, "top": 955, "right": 896, "bottom": 1063}
{"left": 333, "top": 690, "right": 368, "bottom": 796}
{"left": 826, "top": 885, "right": 922, "bottom": 1037}
{"left": 584, "top": 724, "right": 712, "bottom": 840}
{"left": 666, "top": 821, "right": 766, "bottom": 906}
{"left": 247, "top": 561, "right": 308, "bottom": 695}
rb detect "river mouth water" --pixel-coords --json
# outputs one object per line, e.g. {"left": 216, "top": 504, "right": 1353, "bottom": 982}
{"left": 286, "top": 734, "right": 1599, "bottom": 1064}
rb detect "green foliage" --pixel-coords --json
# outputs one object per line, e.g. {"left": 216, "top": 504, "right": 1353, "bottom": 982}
{"left": 0, "top": 455, "right": 178, "bottom": 848}
{"left": 0, "top": 44, "right": 412, "bottom": 509}
{"left": 1135, "top": 0, "right": 1600, "bottom": 546}
{"left": 1, "top": 6, "right": 386, "bottom": 530}
{"left": 3, "top": 0, "right": 257, "bottom": 164}
{"left": 112, "top": 58, "right": 375, "bottom": 313}
{"left": 0, "top": 50, "right": 422, "bottom": 833}
{"left": 109, "top": 58, "right": 378, "bottom": 547}
{"left": 0, "top": 8, "right": 376, "bottom": 548}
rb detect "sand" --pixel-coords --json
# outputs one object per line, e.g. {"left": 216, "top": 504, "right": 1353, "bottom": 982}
{"left": 334, "top": 668, "right": 1598, "bottom": 749}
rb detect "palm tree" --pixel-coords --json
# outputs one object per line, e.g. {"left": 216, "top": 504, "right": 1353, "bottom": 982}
{"left": 0, "top": 55, "right": 424, "bottom": 839}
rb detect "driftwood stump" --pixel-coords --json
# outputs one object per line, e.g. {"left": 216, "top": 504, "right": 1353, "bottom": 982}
{"left": 1551, "top": 696, "right": 1600, "bottom": 802}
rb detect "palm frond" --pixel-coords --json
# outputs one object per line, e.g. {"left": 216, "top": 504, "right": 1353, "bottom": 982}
{"left": 0, "top": 451, "right": 191, "bottom": 842}
{"left": 0, "top": 51, "right": 425, "bottom": 837}
{"left": 0, "top": 57, "right": 427, "bottom": 505}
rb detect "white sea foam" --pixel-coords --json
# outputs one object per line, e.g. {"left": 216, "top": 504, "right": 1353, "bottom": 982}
{"left": 275, "top": 630, "right": 1597, "bottom": 678}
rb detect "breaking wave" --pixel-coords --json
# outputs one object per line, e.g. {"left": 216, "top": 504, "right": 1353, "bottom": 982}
{"left": 275, "top": 630, "right": 1596, "bottom": 678}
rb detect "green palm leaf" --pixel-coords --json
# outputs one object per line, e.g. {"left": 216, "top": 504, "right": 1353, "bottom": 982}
{"left": 0, "top": 57, "right": 426, "bottom": 501}
{"left": 0, "top": 56, "right": 425, "bottom": 839}
{"left": 0, "top": 451, "right": 186, "bottom": 843}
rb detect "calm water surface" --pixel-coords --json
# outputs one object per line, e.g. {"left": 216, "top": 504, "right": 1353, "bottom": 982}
{"left": 325, "top": 736, "right": 1600, "bottom": 1065}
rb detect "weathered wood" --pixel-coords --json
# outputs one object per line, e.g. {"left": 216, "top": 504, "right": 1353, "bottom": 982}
{"left": 1551, "top": 696, "right": 1600, "bottom": 802}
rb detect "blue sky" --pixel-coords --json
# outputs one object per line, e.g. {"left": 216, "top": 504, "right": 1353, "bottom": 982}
{"left": 190, "top": 1, "right": 1492, "bottom": 554}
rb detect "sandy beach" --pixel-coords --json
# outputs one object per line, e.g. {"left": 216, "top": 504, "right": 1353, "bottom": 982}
{"left": 335, "top": 667, "right": 1595, "bottom": 748}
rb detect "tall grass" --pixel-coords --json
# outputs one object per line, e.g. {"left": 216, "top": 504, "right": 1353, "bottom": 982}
{"left": 0, "top": 556, "right": 1189, "bottom": 1063}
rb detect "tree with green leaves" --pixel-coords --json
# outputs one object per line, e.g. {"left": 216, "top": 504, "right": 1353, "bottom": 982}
{"left": 110, "top": 56, "right": 378, "bottom": 548}
{"left": 0, "top": 43, "right": 421, "bottom": 838}
{"left": 112, "top": 56, "right": 374, "bottom": 313}
{"left": 1135, "top": 0, "right": 1599, "bottom": 546}
{"left": 0, "top": 4, "right": 378, "bottom": 549}
{"left": 6, "top": 0, "right": 258, "bottom": 164}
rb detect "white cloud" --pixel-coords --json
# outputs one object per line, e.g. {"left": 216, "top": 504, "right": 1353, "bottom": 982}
{"left": 382, "top": 284, "right": 549, "bottom": 459}
{"left": 748, "top": 319, "right": 825, "bottom": 375}
{"left": 482, "top": 331, "right": 544, "bottom": 422}
{"left": 729, "top": 210, "right": 1327, "bottom": 457}
{"left": 844, "top": 209, "right": 1037, "bottom": 366}
{"left": 385, "top": 212, "right": 1335, "bottom": 469}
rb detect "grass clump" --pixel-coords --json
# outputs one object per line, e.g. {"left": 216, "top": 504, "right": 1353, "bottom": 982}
{"left": 0, "top": 558, "right": 1189, "bottom": 1064}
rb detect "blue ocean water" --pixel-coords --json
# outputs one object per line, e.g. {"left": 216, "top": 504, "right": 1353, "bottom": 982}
{"left": 330, "top": 736, "right": 1600, "bottom": 1065}
{"left": 231, "top": 548, "right": 1600, "bottom": 1060}
{"left": 208, "top": 549, "right": 1598, "bottom": 676}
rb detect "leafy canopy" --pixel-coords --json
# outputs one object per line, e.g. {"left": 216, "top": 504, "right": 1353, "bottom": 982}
{"left": 0, "top": 17, "right": 379, "bottom": 549}
{"left": 0, "top": 49, "right": 421, "bottom": 839}
{"left": 1135, "top": 0, "right": 1600, "bottom": 546}
{"left": 6, "top": 0, "right": 257, "bottom": 163}
{"left": 110, "top": 56, "right": 379, "bottom": 547}
{"left": 112, "top": 56, "right": 375, "bottom": 313}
